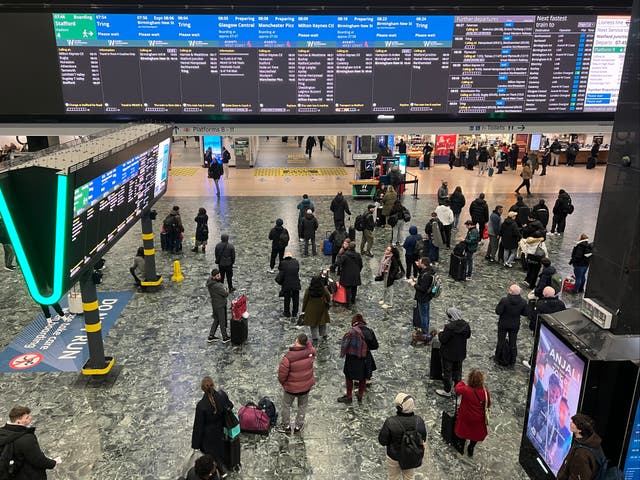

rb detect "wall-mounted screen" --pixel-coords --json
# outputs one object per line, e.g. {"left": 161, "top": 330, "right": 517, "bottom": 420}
{"left": 50, "top": 13, "right": 630, "bottom": 116}
{"left": 526, "top": 323, "right": 586, "bottom": 476}
{"left": 203, "top": 136, "right": 223, "bottom": 166}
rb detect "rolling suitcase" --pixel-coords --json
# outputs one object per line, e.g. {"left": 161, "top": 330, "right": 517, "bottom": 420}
{"left": 160, "top": 231, "right": 168, "bottom": 251}
{"left": 441, "top": 396, "right": 463, "bottom": 452}
{"left": 347, "top": 225, "right": 356, "bottom": 242}
{"left": 230, "top": 315, "right": 248, "bottom": 345}
{"left": 224, "top": 437, "right": 241, "bottom": 472}
{"left": 323, "top": 231, "right": 333, "bottom": 255}
{"left": 449, "top": 253, "right": 467, "bottom": 281}
{"left": 429, "top": 336, "right": 443, "bottom": 380}
{"left": 488, "top": 166, "right": 494, "bottom": 177}
{"left": 586, "top": 156, "right": 596, "bottom": 169}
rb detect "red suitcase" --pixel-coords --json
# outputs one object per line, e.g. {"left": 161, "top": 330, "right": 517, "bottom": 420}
{"left": 333, "top": 281, "right": 347, "bottom": 304}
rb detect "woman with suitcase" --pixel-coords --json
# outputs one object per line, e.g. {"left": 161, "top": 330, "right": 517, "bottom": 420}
{"left": 454, "top": 369, "right": 491, "bottom": 457}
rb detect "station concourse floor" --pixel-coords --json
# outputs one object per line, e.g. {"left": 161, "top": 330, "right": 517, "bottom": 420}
{"left": 0, "top": 137, "right": 606, "bottom": 479}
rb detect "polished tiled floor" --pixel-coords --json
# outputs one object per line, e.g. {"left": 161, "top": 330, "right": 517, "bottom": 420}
{"left": 0, "top": 138, "right": 603, "bottom": 479}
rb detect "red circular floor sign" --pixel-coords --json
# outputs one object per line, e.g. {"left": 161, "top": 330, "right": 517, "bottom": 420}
{"left": 9, "top": 352, "right": 44, "bottom": 370}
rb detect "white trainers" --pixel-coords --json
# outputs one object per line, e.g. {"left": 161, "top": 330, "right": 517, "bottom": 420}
{"left": 522, "top": 360, "right": 531, "bottom": 369}
{"left": 378, "top": 300, "right": 385, "bottom": 305}
{"left": 381, "top": 304, "right": 391, "bottom": 309}
{"left": 436, "top": 389, "right": 452, "bottom": 397}
{"left": 268, "top": 268, "right": 275, "bottom": 274}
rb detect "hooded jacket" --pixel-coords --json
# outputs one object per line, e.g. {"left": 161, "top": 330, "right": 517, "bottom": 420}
{"left": 435, "top": 205, "right": 454, "bottom": 226}
{"left": 278, "top": 256, "right": 301, "bottom": 291}
{"left": 532, "top": 203, "right": 550, "bottom": 227}
{"left": 402, "top": 226, "right": 422, "bottom": 257}
{"left": 268, "top": 225, "right": 289, "bottom": 250}
{"left": 469, "top": 198, "right": 489, "bottom": 223}
{"left": 301, "top": 212, "right": 319, "bottom": 239}
{"left": 495, "top": 293, "right": 529, "bottom": 330}
{"left": 438, "top": 319, "right": 471, "bottom": 361}
{"left": 449, "top": 191, "right": 466, "bottom": 214}
{"left": 378, "top": 412, "right": 427, "bottom": 463}
{"left": 330, "top": 193, "right": 351, "bottom": 223}
{"left": 553, "top": 192, "right": 573, "bottom": 216}
{"left": 335, "top": 249, "right": 363, "bottom": 287}
{"left": 0, "top": 423, "right": 56, "bottom": 480}
{"left": 499, "top": 217, "right": 522, "bottom": 250}
{"left": 278, "top": 342, "right": 316, "bottom": 394}
{"left": 297, "top": 198, "right": 315, "bottom": 220}
{"left": 207, "top": 277, "right": 228, "bottom": 309}
{"left": 535, "top": 265, "right": 557, "bottom": 297}
{"left": 557, "top": 433, "right": 603, "bottom": 480}
{"left": 570, "top": 239, "right": 593, "bottom": 267}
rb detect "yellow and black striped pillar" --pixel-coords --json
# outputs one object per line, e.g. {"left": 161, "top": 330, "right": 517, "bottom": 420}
{"left": 80, "top": 269, "right": 113, "bottom": 376}
{"left": 140, "top": 210, "right": 162, "bottom": 289}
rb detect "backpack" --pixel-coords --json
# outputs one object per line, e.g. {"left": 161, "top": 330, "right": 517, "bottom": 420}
{"left": 391, "top": 417, "right": 425, "bottom": 470}
{"left": 551, "top": 273, "right": 563, "bottom": 295}
{"left": 388, "top": 214, "right": 398, "bottom": 227}
{"left": 163, "top": 214, "right": 178, "bottom": 234}
{"left": 238, "top": 402, "right": 271, "bottom": 434}
{"left": 354, "top": 214, "right": 365, "bottom": 232}
{"left": 0, "top": 433, "right": 26, "bottom": 479}
{"left": 453, "top": 241, "right": 466, "bottom": 257}
{"left": 568, "top": 144, "right": 579, "bottom": 155}
{"left": 278, "top": 229, "right": 290, "bottom": 248}
{"left": 575, "top": 445, "right": 624, "bottom": 480}
{"left": 257, "top": 396, "right": 278, "bottom": 426}
{"left": 429, "top": 273, "right": 442, "bottom": 298}
{"left": 414, "top": 236, "right": 425, "bottom": 257}
{"left": 567, "top": 203, "right": 575, "bottom": 214}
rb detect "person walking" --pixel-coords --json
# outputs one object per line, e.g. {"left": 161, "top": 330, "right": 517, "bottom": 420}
{"left": 485, "top": 205, "right": 503, "bottom": 263}
{"left": 207, "top": 157, "right": 224, "bottom": 197}
{"left": 379, "top": 186, "right": 397, "bottom": 227}
{"left": 334, "top": 242, "right": 363, "bottom": 308}
{"left": 130, "top": 246, "right": 146, "bottom": 286}
{"left": 214, "top": 234, "right": 236, "bottom": 292}
{"left": 191, "top": 376, "right": 233, "bottom": 474}
{"left": 435, "top": 200, "right": 454, "bottom": 248}
{"left": 500, "top": 212, "right": 521, "bottom": 267}
{"left": 0, "top": 216, "right": 16, "bottom": 271}
{"left": 330, "top": 191, "right": 351, "bottom": 229}
{"left": 378, "top": 393, "right": 427, "bottom": 480}
{"left": 360, "top": 204, "right": 376, "bottom": 257}
{"left": 435, "top": 308, "right": 471, "bottom": 398}
{"left": 569, "top": 234, "right": 593, "bottom": 293}
{"left": 305, "top": 136, "right": 316, "bottom": 159}
{"left": 454, "top": 369, "right": 491, "bottom": 457}
{"left": 469, "top": 193, "right": 489, "bottom": 240}
{"left": 206, "top": 269, "right": 230, "bottom": 344}
{"left": 425, "top": 212, "right": 445, "bottom": 265}
{"left": 301, "top": 209, "right": 319, "bottom": 257}
{"left": 277, "top": 251, "right": 301, "bottom": 318}
{"left": 410, "top": 257, "right": 436, "bottom": 333}
{"left": 515, "top": 161, "right": 533, "bottom": 196}
{"left": 437, "top": 181, "right": 449, "bottom": 205}
{"left": 377, "top": 245, "right": 403, "bottom": 309}
{"left": 193, "top": 208, "right": 209, "bottom": 253}
{"left": 338, "top": 314, "right": 378, "bottom": 403}
{"left": 448, "top": 148, "right": 456, "bottom": 170}
{"left": 402, "top": 226, "right": 423, "bottom": 280}
{"left": 301, "top": 276, "right": 331, "bottom": 343}
{"left": 463, "top": 220, "right": 480, "bottom": 280}
{"left": 317, "top": 136, "right": 325, "bottom": 151}
{"left": 556, "top": 414, "right": 603, "bottom": 480}
{"left": 422, "top": 142, "right": 433, "bottom": 169}
{"left": 449, "top": 186, "right": 466, "bottom": 229}
{"left": 550, "top": 189, "right": 573, "bottom": 236}
{"left": 277, "top": 333, "right": 316, "bottom": 434}
{"left": 268, "top": 219, "right": 289, "bottom": 273}
{"left": 494, "top": 284, "right": 529, "bottom": 367}
{"left": 0, "top": 406, "right": 60, "bottom": 479}
{"left": 221, "top": 146, "right": 231, "bottom": 180}
{"left": 296, "top": 194, "right": 315, "bottom": 241}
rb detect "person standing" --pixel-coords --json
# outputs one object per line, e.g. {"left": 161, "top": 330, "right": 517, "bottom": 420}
{"left": 130, "top": 246, "right": 146, "bottom": 286}
{"left": 329, "top": 226, "right": 348, "bottom": 265}
{"left": 485, "top": 205, "right": 503, "bottom": 263}
{"left": 556, "top": 414, "right": 603, "bottom": 480}
{"left": 301, "top": 209, "right": 319, "bottom": 257}
{"left": 532, "top": 199, "right": 550, "bottom": 229}
{"left": 206, "top": 269, "right": 230, "bottom": 343}
{"left": 0, "top": 216, "right": 16, "bottom": 271}
{"left": 494, "top": 284, "right": 529, "bottom": 367}
{"left": 378, "top": 393, "right": 427, "bottom": 480}
{"left": 463, "top": 220, "right": 480, "bottom": 280}
{"left": 207, "top": 157, "right": 224, "bottom": 197}
{"left": 268, "top": 219, "right": 289, "bottom": 273}
{"left": 566, "top": 140, "right": 579, "bottom": 167}
{"left": 0, "top": 406, "right": 60, "bottom": 480}
{"left": 164, "top": 206, "right": 185, "bottom": 254}
{"left": 509, "top": 142, "right": 520, "bottom": 171}
{"left": 569, "top": 234, "right": 593, "bottom": 294}
{"left": 500, "top": 212, "right": 521, "bottom": 267}
{"left": 422, "top": 142, "right": 433, "bottom": 169}
{"left": 435, "top": 308, "right": 471, "bottom": 398}
{"left": 528, "top": 150, "right": 539, "bottom": 174}
{"left": 540, "top": 147, "right": 550, "bottom": 176}
{"left": 454, "top": 369, "right": 491, "bottom": 457}
{"left": 477, "top": 145, "right": 489, "bottom": 175}
{"left": 379, "top": 186, "right": 397, "bottom": 227}
{"left": 550, "top": 138, "right": 562, "bottom": 166}
{"left": 377, "top": 245, "right": 403, "bottom": 309}
{"left": 388, "top": 200, "right": 406, "bottom": 245}
{"left": 338, "top": 314, "right": 378, "bottom": 403}
{"left": 277, "top": 251, "right": 301, "bottom": 318}
{"left": 550, "top": 189, "right": 573, "bottom": 236}
{"left": 458, "top": 142, "right": 469, "bottom": 167}
{"left": 193, "top": 208, "right": 209, "bottom": 253}
{"left": 514, "top": 161, "right": 533, "bottom": 195}
{"left": 305, "top": 136, "right": 316, "bottom": 159}
{"left": 335, "top": 242, "right": 363, "bottom": 308}
{"left": 410, "top": 257, "right": 436, "bottom": 333}
{"left": 467, "top": 144, "right": 477, "bottom": 170}
{"left": 277, "top": 333, "right": 316, "bottom": 434}
{"left": 437, "top": 181, "right": 449, "bottom": 205}
{"left": 402, "top": 226, "right": 423, "bottom": 280}
{"left": 590, "top": 139, "right": 601, "bottom": 164}
{"left": 425, "top": 212, "right": 445, "bottom": 265}
{"left": 317, "top": 135, "right": 325, "bottom": 151}
{"left": 186, "top": 454, "right": 221, "bottom": 480}
{"left": 330, "top": 191, "right": 351, "bottom": 229}
{"left": 469, "top": 193, "right": 489, "bottom": 240}
{"left": 297, "top": 136, "right": 303, "bottom": 147}
{"left": 533, "top": 258, "right": 556, "bottom": 298}
{"left": 396, "top": 138, "right": 407, "bottom": 154}
{"left": 39, "top": 302, "right": 70, "bottom": 324}
{"left": 448, "top": 148, "right": 456, "bottom": 170}
{"left": 221, "top": 146, "right": 231, "bottom": 180}
{"left": 435, "top": 200, "right": 454, "bottom": 249}
{"left": 214, "top": 234, "right": 236, "bottom": 292}
{"left": 301, "top": 276, "right": 331, "bottom": 343}
{"left": 191, "top": 377, "right": 233, "bottom": 474}
{"left": 449, "top": 186, "right": 466, "bottom": 229}
{"left": 360, "top": 204, "right": 376, "bottom": 257}
{"left": 296, "top": 194, "right": 315, "bottom": 241}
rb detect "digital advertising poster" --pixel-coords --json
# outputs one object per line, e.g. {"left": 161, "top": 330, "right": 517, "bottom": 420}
{"left": 526, "top": 324, "right": 586, "bottom": 475}
{"left": 203, "top": 136, "right": 222, "bottom": 167}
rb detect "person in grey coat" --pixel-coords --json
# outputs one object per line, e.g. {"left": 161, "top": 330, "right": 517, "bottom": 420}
{"left": 207, "top": 269, "right": 230, "bottom": 343}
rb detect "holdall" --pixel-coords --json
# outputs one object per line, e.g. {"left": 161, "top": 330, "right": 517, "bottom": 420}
{"left": 238, "top": 402, "right": 271, "bottom": 434}
{"left": 482, "top": 224, "right": 489, "bottom": 240}
{"left": 231, "top": 294, "right": 247, "bottom": 321}
{"left": 333, "top": 281, "right": 347, "bottom": 304}
{"left": 563, "top": 275, "right": 576, "bottom": 293}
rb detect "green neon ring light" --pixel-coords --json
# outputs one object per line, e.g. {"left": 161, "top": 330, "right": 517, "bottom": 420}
{"left": 0, "top": 174, "right": 68, "bottom": 305}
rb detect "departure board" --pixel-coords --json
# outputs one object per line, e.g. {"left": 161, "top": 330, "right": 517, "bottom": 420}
{"left": 52, "top": 13, "right": 630, "bottom": 116}
{"left": 68, "top": 137, "right": 170, "bottom": 282}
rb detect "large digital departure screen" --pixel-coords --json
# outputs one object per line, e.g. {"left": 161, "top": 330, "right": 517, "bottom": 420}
{"left": 52, "top": 13, "right": 630, "bottom": 116}
{"left": 526, "top": 323, "right": 586, "bottom": 476}
{"left": 68, "top": 137, "right": 170, "bottom": 282}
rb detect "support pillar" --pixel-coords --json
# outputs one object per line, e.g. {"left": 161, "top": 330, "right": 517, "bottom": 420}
{"left": 79, "top": 269, "right": 113, "bottom": 376}
{"left": 140, "top": 210, "right": 162, "bottom": 291}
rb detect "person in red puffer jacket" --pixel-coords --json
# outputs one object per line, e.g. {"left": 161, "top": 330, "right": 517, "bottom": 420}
{"left": 277, "top": 333, "right": 316, "bottom": 434}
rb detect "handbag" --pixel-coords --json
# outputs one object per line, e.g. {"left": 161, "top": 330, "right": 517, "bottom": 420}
{"left": 231, "top": 294, "right": 247, "bottom": 320}
{"left": 297, "top": 313, "right": 305, "bottom": 326}
{"left": 223, "top": 409, "right": 240, "bottom": 440}
{"left": 275, "top": 270, "right": 284, "bottom": 286}
{"left": 473, "top": 388, "right": 491, "bottom": 426}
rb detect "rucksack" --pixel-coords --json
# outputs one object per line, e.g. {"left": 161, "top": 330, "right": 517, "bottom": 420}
{"left": 551, "top": 273, "right": 563, "bottom": 295}
{"left": 257, "top": 396, "right": 278, "bottom": 426}
{"left": 354, "top": 214, "right": 365, "bottom": 232}
{"left": 0, "top": 432, "right": 26, "bottom": 479}
{"left": 163, "top": 214, "right": 178, "bottom": 234}
{"left": 278, "top": 229, "right": 290, "bottom": 248}
{"left": 391, "top": 417, "right": 425, "bottom": 470}
{"left": 429, "top": 273, "right": 442, "bottom": 298}
{"left": 414, "top": 236, "right": 425, "bottom": 257}
{"left": 575, "top": 445, "right": 624, "bottom": 480}
{"left": 453, "top": 241, "right": 466, "bottom": 257}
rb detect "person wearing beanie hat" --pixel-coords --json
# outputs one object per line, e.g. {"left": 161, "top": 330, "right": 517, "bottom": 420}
{"left": 268, "top": 218, "right": 290, "bottom": 273}
{"left": 330, "top": 191, "right": 351, "bottom": 229}
{"left": 436, "top": 307, "right": 471, "bottom": 397}
{"left": 296, "top": 194, "right": 315, "bottom": 241}
{"left": 402, "top": 225, "right": 423, "bottom": 280}
{"left": 360, "top": 204, "right": 376, "bottom": 257}
{"left": 337, "top": 315, "right": 378, "bottom": 404}
{"left": 301, "top": 208, "right": 319, "bottom": 256}
{"left": 214, "top": 233, "right": 236, "bottom": 292}
{"left": 206, "top": 269, "right": 230, "bottom": 343}
{"left": 378, "top": 393, "right": 427, "bottom": 477}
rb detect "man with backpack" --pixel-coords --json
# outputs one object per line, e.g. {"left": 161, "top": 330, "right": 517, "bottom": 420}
{"left": 0, "top": 406, "right": 60, "bottom": 479}
{"left": 557, "top": 413, "right": 607, "bottom": 480}
{"left": 214, "top": 234, "right": 236, "bottom": 292}
{"left": 410, "top": 257, "right": 437, "bottom": 334}
{"left": 358, "top": 204, "right": 376, "bottom": 258}
{"left": 163, "top": 206, "right": 185, "bottom": 254}
{"left": 268, "top": 218, "right": 289, "bottom": 273}
{"left": 378, "top": 393, "right": 427, "bottom": 480}
{"left": 550, "top": 189, "right": 573, "bottom": 236}
{"left": 566, "top": 140, "right": 579, "bottom": 167}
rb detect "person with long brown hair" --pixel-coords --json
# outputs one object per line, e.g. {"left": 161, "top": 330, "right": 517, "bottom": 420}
{"left": 191, "top": 377, "right": 233, "bottom": 473}
{"left": 454, "top": 369, "right": 491, "bottom": 457}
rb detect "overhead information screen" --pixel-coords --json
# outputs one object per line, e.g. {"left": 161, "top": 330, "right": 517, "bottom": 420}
{"left": 52, "top": 13, "right": 630, "bottom": 116}
{"left": 68, "top": 137, "right": 170, "bottom": 283}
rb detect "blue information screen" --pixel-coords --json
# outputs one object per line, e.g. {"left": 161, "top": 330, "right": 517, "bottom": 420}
{"left": 625, "top": 399, "right": 640, "bottom": 480}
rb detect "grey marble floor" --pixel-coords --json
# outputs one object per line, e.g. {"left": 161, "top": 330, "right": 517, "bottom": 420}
{"left": 0, "top": 190, "right": 599, "bottom": 480}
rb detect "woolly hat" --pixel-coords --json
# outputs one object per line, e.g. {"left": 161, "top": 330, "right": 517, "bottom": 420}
{"left": 446, "top": 307, "right": 463, "bottom": 321}
{"left": 394, "top": 393, "right": 415, "bottom": 414}
{"left": 276, "top": 218, "right": 284, "bottom": 226}
{"left": 210, "top": 268, "right": 220, "bottom": 277}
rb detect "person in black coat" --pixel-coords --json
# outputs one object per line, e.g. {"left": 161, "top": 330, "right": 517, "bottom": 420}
{"left": 551, "top": 189, "right": 573, "bottom": 235}
{"left": 193, "top": 208, "right": 209, "bottom": 253}
{"left": 338, "top": 315, "right": 379, "bottom": 403}
{"left": 527, "top": 286, "right": 566, "bottom": 332}
{"left": 301, "top": 210, "right": 319, "bottom": 256}
{"left": 500, "top": 212, "right": 522, "bottom": 267}
{"left": 277, "top": 252, "right": 301, "bottom": 318}
{"left": 268, "top": 218, "right": 289, "bottom": 272}
{"left": 0, "top": 406, "right": 58, "bottom": 480}
{"left": 305, "top": 136, "right": 316, "bottom": 158}
{"left": 522, "top": 214, "right": 546, "bottom": 240}
{"left": 435, "top": 308, "right": 471, "bottom": 397}
{"left": 207, "top": 158, "right": 224, "bottom": 197}
{"left": 469, "top": 193, "right": 489, "bottom": 237}
{"left": 330, "top": 192, "right": 352, "bottom": 229}
{"left": 494, "top": 285, "right": 529, "bottom": 367}
{"left": 533, "top": 258, "right": 556, "bottom": 298}
{"left": 329, "top": 225, "right": 348, "bottom": 265}
{"left": 191, "top": 377, "right": 233, "bottom": 473}
{"left": 335, "top": 243, "right": 363, "bottom": 307}
{"left": 531, "top": 199, "right": 550, "bottom": 228}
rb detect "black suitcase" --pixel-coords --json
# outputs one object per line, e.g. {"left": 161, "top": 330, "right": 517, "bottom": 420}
{"left": 429, "top": 337, "right": 443, "bottom": 380}
{"left": 412, "top": 306, "right": 421, "bottom": 329}
{"left": 441, "top": 397, "right": 463, "bottom": 451}
{"left": 224, "top": 437, "right": 241, "bottom": 471}
{"left": 449, "top": 253, "right": 467, "bottom": 281}
{"left": 230, "top": 316, "right": 248, "bottom": 345}
{"left": 586, "top": 156, "right": 596, "bottom": 169}
{"left": 348, "top": 226, "right": 356, "bottom": 242}
{"left": 160, "top": 231, "right": 168, "bottom": 251}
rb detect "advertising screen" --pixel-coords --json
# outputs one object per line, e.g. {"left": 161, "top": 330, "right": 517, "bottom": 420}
{"left": 526, "top": 323, "right": 586, "bottom": 475}
{"left": 203, "top": 136, "right": 223, "bottom": 166}
{"left": 624, "top": 399, "right": 640, "bottom": 480}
